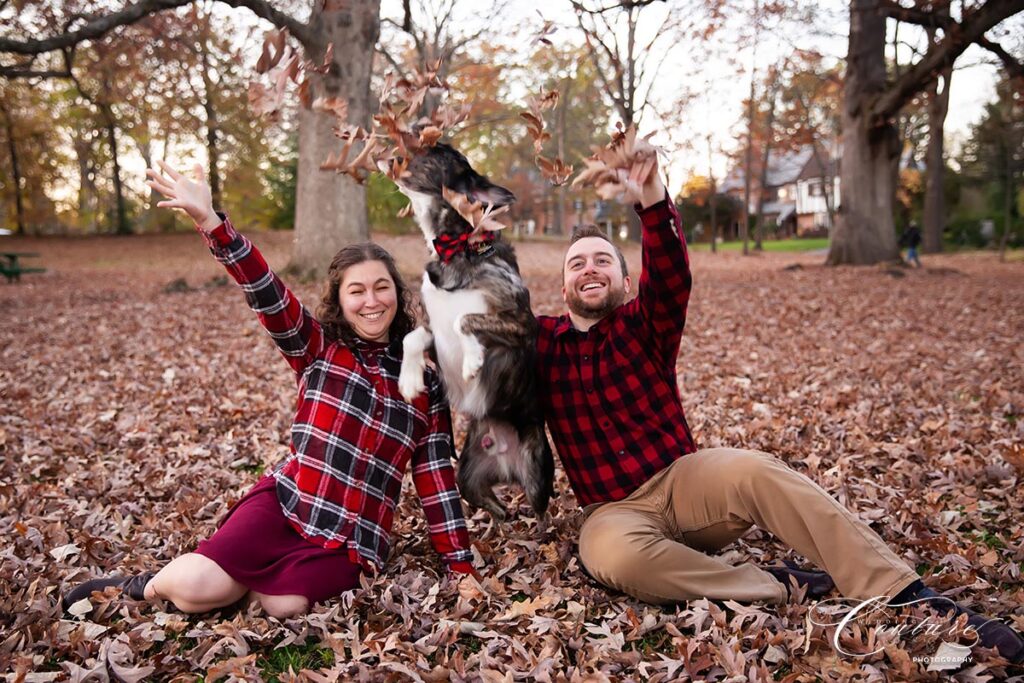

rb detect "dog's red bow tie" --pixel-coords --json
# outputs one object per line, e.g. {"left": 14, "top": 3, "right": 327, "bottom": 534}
{"left": 433, "top": 231, "right": 497, "bottom": 263}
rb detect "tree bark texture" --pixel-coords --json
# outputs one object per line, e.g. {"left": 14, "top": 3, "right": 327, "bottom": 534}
{"left": 0, "top": 100, "right": 26, "bottom": 235}
{"left": 102, "top": 106, "right": 131, "bottom": 235}
{"left": 829, "top": 0, "right": 1024, "bottom": 264}
{"left": 198, "top": 18, "right": 223, "bottom": 208}
{"left": 827, "top": 0, "right": 901, "bottom": 265}
{"left": 922, "top": 66, "right": 951, "bottom": 253}
{"left": 290, "top": 0, "right": 380, "bottom": 277}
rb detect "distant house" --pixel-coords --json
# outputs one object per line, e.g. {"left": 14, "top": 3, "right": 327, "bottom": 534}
{"left": 720, "top": 145, "right": 840, "bottom": 238}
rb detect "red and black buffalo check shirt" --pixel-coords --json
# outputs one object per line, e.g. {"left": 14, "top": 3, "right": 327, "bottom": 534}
{"left": 536, "top": 196, "right": 696, "bottom": 507}
{"left": 202, "top": 217, "right": 473, "bottom": 574}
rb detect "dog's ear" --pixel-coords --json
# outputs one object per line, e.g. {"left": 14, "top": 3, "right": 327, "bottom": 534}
{"left": 467, "top": 182, "right": 516, "bottom": 207}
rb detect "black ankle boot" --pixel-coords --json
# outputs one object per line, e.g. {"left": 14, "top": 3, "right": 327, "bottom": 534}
{"left": 909, "top": 587, "right": 1024, "bottom": 664}
{"left": 62, "top": 572, "right": 155, "bottom": 611}
{"left": 765, "top": 560, "right": 836, "bottom": 600}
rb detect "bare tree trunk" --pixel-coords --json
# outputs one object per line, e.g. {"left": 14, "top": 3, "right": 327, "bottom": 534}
{"left": 754, "top": 68, "right": 781, "bottom": 251}
{"left": 922, "top": 66, "right": 951, "bottom": 253}
{"left": 134, "top": 134, "right": 161, "bottom": 232}
{"left": 741, "top": 78, "right": 757, "bottom": 255}
{"left": 754, "top": 138, "right": 770, "bottom": 250}
{"left": 827, "top": 0, "right": 901, "bottom": 265}
{"left": 74, "top": 133, "right": 100, "bottom": 233}
{"left": 101, "top": 106, "right": 130, "bottom": 235}
{"left": 0, "top": 100, "right": 26, "bottom": 235}
{"left": 291, "top": 1, "right": 381, "bottom": 277}
{"left": 199, "top": 16, "right": 222, "bottom": 208}
{"left": 554, "top": 77, "right": 571, "bottom": 236}
{"left": 810, "top": 139, "right": 836, "bottom": 228}
{"left": 708, "top": 135, "right": 717, "bottom": 253}
{"left": 999, "top": 147, "right": 1012, "bottom": 261}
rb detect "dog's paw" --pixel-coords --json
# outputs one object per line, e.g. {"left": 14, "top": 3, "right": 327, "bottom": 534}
{"left": 461, "top": 348, "right": 484, "bottom": 382}
{"left": 399, "top": 363, "right": 427, "bottom": 402}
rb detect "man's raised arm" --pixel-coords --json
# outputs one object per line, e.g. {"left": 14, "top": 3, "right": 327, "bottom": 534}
{"left": 628, "top": 169, "right": 693, "bottom": 362}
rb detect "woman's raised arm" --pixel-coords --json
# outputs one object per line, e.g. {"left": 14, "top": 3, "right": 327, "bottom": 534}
{"left": 146, "top": 163, "right": 324, "bottom": 376}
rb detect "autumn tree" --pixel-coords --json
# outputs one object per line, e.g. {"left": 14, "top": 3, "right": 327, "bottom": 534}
{"left": 377, "top": 0, "right": 509, "bottom": 115}
{"left": 827, "top": 0, "right": 1024, "bottom": 266}
{"left": 569, "top": 0, "right": 716, "bottom": 239}
{"left": 959, "top": 74, "right": 1024, "bottom": 258}
{"left": 778, "top": 51, "right": 842, "bottom": 231}
{"left": 1, "top": 0, "right": 381, "bottom": 276}
{"left": 0, "top": 81, "right": 67, "bottom": 234}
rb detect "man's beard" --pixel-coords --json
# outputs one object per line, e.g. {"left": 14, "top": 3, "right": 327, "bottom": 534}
{"left": 566, "top": 284, "right": 626, "bottom": 321}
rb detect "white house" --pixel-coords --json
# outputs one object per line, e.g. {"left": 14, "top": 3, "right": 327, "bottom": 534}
{"left": 720, "top": 144, "right": 840, "bottom": 237}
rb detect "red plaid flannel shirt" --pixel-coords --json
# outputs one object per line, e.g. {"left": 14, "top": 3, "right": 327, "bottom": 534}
{"left": 201, "top": 217, "right": 473, "bottom": 574}
{"left": 536, "top": 195, "right": 696, "bottom": 507}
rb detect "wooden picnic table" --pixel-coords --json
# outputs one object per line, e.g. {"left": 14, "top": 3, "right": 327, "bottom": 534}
{"left": 1, "top": 252, "right": 46, "bottom": 283}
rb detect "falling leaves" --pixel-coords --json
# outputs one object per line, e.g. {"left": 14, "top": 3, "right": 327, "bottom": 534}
{"left": 572, "top": 122, "right": 660, "bottom": 201}
{"left": 521, "top": 89, "right": 574, "bottom": 187}
{"left": 533, "top": 10, "right": 558, "bottom": 46}
{"left": 310, "top": 59, "right": 469, "bottom": 188}
{"left": 2, "top": 233, "right": 1023, "bottom": 681}
{"left": 441, "top": 187, "right": 509, "bottom": 236}
{"left": 248, "top": 29, "right": 336, "bottom": 119}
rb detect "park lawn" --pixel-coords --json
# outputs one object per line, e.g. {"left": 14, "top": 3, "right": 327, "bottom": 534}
{"left": 1, "top": 234, "right": 1023, "bottom": 681}
{"left": 689, "top": 237, "right": 831, "bottom": 252}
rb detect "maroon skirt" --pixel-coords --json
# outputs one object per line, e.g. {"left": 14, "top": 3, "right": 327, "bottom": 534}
{"left": 194, "top": 475, "right": 362, "bottom": 604}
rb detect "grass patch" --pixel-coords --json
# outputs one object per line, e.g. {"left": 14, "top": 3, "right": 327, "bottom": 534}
{"left": 257, "top": 640, "right": 335, "bottom": 682}
{"left": 1001, "top": 249, "right": 1024, "bottom": 262}
{"left": 454, "top": 636, "right": 483, "bottom": 655}
{"left": 772, "top": 663, "right": 793, "bottom": 680}
{"left": 689, "top": 238, "right": 830, "bottom": 253}
{"left": 627, "top": 630, "right": 673, "bottom": 655}
{"left": 973, "top": 530, "right": 1006, "bottom": 550}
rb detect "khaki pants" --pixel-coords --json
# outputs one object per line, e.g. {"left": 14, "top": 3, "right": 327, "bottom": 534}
{"left": 578, "top": 448, "right": 920, "bottom": 605}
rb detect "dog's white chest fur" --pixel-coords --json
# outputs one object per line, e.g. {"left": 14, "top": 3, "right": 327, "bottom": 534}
{"left": 421, "top": 275, "right": 490, "bottom": 415}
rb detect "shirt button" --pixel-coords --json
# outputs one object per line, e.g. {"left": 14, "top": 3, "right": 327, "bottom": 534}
{"left": 583, "top": 355, "right": 589, "bottom": 361}
{"left": 618, "top": 450, "right": 625, "bottom": 456}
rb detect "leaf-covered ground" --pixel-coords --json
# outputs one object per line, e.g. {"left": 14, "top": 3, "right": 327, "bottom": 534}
{"left": 2, "top": 231, "right": 1023, "bottom": 682}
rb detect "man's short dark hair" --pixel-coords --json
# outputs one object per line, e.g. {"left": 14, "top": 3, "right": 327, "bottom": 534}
{"left": 567, "top": 224, "right": 629, "bottom": 278}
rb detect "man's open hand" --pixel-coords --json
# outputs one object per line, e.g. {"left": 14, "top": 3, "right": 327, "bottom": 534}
{"left": 145, "top": 162, "right": 219, "bottom": 232}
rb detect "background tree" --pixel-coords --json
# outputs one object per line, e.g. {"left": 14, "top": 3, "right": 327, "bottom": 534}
{"left": 0, "top": 0, "right": 381, "bottom": 277}
{"left": 959, "top": 73, "right": 1024, "bottom": 258}
{"left": 778, "top": 51, "right": 842, "bottom": 230}
{"left": 569, "top": 0, "right": 714, "bottom": 240}
{"left": 827, "top": 0, "right": 1024, "bottom": 266}
{"left": 0, "top": 81, "right": 67, "bottom": 234}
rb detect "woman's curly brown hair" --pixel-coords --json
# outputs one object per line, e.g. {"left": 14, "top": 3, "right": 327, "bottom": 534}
{"left": 316, "top": 242, "right": 416, "bottom": 347}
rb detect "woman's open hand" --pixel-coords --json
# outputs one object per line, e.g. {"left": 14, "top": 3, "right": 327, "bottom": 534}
{"left": 145, "top": 161, "right": 220, "bottom": 232}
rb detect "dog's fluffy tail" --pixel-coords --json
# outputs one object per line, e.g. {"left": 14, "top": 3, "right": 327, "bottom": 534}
{"left": 457, "top": 417, "right": 555, "bottom": 521}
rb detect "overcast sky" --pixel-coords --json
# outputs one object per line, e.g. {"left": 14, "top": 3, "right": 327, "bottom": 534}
{"left": 376, "top": 0, "right": 1014, "bottom": 193}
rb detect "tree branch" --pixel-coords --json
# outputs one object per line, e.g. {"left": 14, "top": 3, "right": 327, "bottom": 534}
{"left": 216, "top": 0, "right": 314, "bottom": 52}
{"left": 879, "top": 0, "right": 952, "bottom": 28}
{"left": 0, "top": 66, "right": 72, "bottom": 78}
{"left": 0, "top": 0, "right": 313, "bottom": 59}
{"left": 871, "top": 0, "right": 1024, "bottom": 124}
{"left": 571, "top": 0, "right": 666, "bottom": 14}
{"left": 976, "top": 35, "right": 1024, "bottom": 77}
{"left": 0, "top": 0, "right": 191, "bottom": 55}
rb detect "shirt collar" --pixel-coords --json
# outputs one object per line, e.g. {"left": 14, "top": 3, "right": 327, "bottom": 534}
{"left": 552, "top": 310, "right": 616, "bottom": 338}
{"left": 351, "top": 337, "right": 396, "bottom": 355}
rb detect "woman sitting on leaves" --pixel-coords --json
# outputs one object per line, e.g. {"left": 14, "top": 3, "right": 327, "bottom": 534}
{"left": 63, "top": 162, "right": 477, "bottom": 619}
